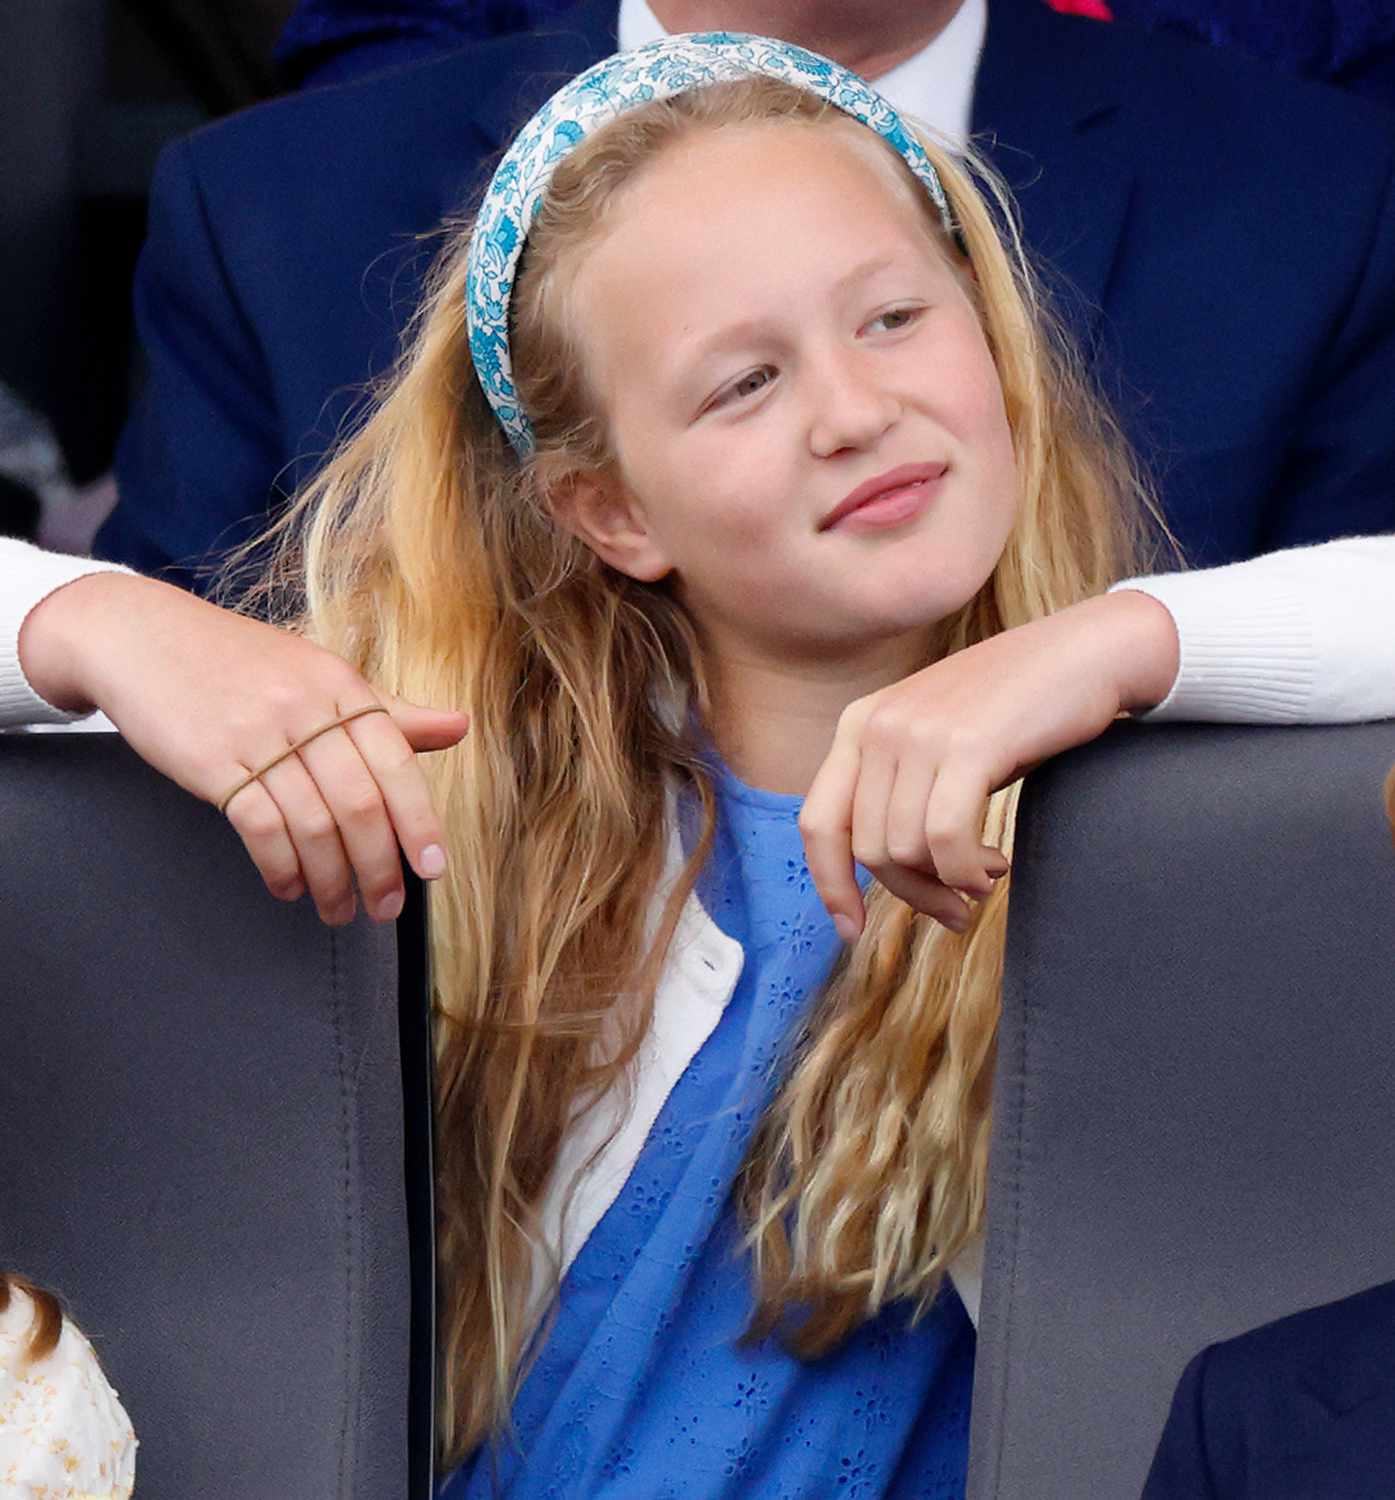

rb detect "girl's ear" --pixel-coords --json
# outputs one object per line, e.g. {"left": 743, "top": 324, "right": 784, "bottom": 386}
{"left": 552, "top": 470, "right": 672, "bottom": 583}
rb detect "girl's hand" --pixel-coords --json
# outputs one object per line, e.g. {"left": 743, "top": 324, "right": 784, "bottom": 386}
{"left": 799, "top": 591, "right": 1179, "bottom": 940}
{"left": 19, "top": 571, "right": 470, "bottom": 926}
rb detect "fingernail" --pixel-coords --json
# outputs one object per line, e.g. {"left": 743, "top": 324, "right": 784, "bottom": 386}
{"left": 330, "top": 899, "right": 356, "bottom": 925}
{"left": 420, "top": 844, "right": 447, "bottom": 878}
{"left": 833, "top": 914, "right": 859, "bottom": 944}
{"left": 945, "top": 913, "right": 970, "bottom": 935}
{"left": 376, "top": 891, "right": 404, "bottom": 923}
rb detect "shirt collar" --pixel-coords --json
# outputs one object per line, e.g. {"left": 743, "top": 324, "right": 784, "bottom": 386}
{"left": 617, "top": 0, "right": 987, "bottom": 146}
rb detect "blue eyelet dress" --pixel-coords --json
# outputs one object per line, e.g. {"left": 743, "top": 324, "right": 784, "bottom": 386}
{"left": 437, "top": 762, "right": 975, "bottom": 1499}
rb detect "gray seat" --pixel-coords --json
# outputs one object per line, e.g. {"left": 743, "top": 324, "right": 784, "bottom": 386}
{"left": 969, "top": 719, "right": 1395, "bottom": 1500}
{"left": 0, "top": 731, "right": 435, "bottom": 1500}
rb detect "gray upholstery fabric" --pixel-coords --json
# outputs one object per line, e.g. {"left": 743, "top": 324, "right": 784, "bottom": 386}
{"left": 0, "top": 732, "right": 416, "bottom": 1499}
{"left": 968, "top": 720, "right": 1395, "bottom": 1500}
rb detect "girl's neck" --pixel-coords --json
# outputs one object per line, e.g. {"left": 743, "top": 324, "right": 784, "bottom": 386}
{"left": 705, "top": 635, "right": 930, "bottom": 796}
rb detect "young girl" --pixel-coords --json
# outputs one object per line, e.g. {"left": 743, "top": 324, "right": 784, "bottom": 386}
{"left": 0, "top": 1272, "right": 137, "bottom": 1498}
{"left": 5, "top": 32, "right": 1395, "bottom": 1498}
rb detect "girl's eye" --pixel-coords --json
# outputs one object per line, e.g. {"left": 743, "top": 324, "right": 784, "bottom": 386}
{"left": 865, "top": 306, "right": 923, "bottom": 335}
{"left": 711, "top": 366, "right": 776, "bottom": 409}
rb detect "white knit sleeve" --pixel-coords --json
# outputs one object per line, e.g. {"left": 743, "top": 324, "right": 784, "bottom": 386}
{"left": 1109, "top": 536, "right": 1395, "bottom": 724}
{"left": 0, "top": 537, "right": 135, "bottom": 728}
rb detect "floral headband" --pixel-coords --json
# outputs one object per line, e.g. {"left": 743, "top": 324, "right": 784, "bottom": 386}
{"left": 465, "top": 31, "right": 960, "bottom": 457}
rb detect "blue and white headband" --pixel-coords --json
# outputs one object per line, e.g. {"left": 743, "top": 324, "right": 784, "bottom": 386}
{"left": 465, "top": 31, "right": 960, "bottom": 457}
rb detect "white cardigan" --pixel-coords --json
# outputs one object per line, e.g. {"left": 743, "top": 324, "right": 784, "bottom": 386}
{"left": 5, "top": 534, "right": 1395, "bottom": 1324}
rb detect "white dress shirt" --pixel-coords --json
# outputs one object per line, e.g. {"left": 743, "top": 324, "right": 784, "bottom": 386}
{"left": 617, "top": 0, "right": 988, "bottom": 147}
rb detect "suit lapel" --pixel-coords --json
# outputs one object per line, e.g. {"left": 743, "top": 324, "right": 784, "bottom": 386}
{"left": 1277, "top": 1382, "right": 1395, "bottom": 1499}
{"left": 1299, "top": 1321, "right": 1395, "bottom": 1420}
{"left": 1265, "top": 1285, "right": 1395, "bottom": 1498}
{"left": 972, "top": 0, "right": 1135, "bottom": 353}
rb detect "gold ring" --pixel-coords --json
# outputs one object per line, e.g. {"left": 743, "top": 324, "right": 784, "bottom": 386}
{"left": 217, "top": 704, "right": 390, "bottom": 815}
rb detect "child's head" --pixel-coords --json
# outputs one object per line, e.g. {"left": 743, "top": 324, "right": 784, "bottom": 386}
{"left": 452, "top": 37, "right": 1148, "bottom": 682}
{"left": 252, "top": 35, "right": 1163, "bottom": 1464}
{"left": 547, "top": 110, "right": 1020, "bottom": 670}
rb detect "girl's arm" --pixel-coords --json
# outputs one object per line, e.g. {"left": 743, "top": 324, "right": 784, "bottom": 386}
{"left": 802, "top": 535, "right": 1395, "bottom": 937}
{"left": 1, "top": 536, "right": 468, "bottom": 925}
{"left": 1112, "top": 535, "right": 1395, "bottom": 725}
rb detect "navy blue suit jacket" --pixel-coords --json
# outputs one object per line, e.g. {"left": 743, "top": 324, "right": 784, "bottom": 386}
{"left": 1142, "top": 1279, "right": 1395, "bottom": 1500}
{"left": 101, "top": 0, "right": 1395, "bottom": 590}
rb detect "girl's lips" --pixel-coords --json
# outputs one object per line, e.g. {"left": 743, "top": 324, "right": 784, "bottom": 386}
{"left": 818, "top": 461, "right": 950, "bottom": 532}
{"left": 823, "top": 467, "right": 948, "bottom": 534}
{"left": 831, "top": 478, "right": 936, "bottom": 532}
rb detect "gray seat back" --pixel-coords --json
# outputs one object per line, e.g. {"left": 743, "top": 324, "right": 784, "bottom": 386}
{"left": 0, "top": 731, "right": 433, "bottom": 1500}
{"left": 968, "top": 720, "right": 1395, "bottom": 1500}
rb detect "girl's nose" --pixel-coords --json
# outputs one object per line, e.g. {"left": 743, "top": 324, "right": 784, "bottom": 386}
{"left": 807, "top": 354, "right": 902, "bottom": 458}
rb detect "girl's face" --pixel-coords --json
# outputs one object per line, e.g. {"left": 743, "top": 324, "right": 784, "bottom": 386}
{"left": 564, "top": 118, "right": 1020, "bottom": 669}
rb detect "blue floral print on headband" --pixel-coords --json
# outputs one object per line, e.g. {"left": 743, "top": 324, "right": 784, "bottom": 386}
{"left": 465, "top": 31, "right": 960, "bottom": 457}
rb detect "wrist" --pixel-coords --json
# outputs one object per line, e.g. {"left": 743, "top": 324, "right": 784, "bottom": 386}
{"left": 1104, "top": 588, "right": 1181, "bottom": 714}
{"left": 18, "top": 571, "right": 150, "bottom": 714}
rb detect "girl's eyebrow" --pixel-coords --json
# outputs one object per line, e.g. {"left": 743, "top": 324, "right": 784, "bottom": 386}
{"left": 672, "top": 252, "right": 903, "bottom": 380}
{"left": 677, "top": 317, "right": 772, "bottom": 376}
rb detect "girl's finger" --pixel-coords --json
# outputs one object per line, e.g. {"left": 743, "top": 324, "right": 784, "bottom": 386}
{"left": 876, "top": 864, "right": 973, "bottom": 933}
{"left": 385, "top": 696, "right": 471, "bottom": 754}
{"left": 257, "top": 752, "right": 359, "bottom": 924}
{"left": 849, "top": 739, "right": 897, "bottom": 872}
{"left": 882, "top": 753, "right": 937, "bottom": 873}
{"left": 295, "top": 724, "right": 406, "bottom": 923}
{"left": 922, "top": 760, "right": 997, "bottom": 896}
{"left": 799, "top": 729, "right": 865, "bottom": 940}
{"left": 221, "top": 777, "right": 307, "bottom": 903}
{"left": 344, "top": 709, "right": 452, "bottom": 884}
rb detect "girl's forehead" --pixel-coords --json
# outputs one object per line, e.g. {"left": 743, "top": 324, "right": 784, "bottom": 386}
{"left": 619, "top": 114, "right": 922, "bottom": 218}
{"left": 581, "top": 117, "right": 938, "bottom": 294}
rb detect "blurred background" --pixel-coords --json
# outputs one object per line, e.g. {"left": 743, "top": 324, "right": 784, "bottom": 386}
{"left": 2, "top": 0, "right": 1391, "bottom": 553}
{"left": 0, "top": 1, "right": 295, "bottom": 548}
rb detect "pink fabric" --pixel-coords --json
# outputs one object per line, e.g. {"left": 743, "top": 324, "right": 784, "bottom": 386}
{"left": 1046, "top": 0, "right": 1114, "bottom": 19}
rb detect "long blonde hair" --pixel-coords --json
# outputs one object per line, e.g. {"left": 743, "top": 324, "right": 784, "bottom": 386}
{"left": 237, "top": 78, "right": 1167, "bottom": 1465}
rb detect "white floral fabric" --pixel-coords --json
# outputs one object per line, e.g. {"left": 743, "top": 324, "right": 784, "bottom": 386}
{"left": 0, "top": 1290, "right": 136, "bottom": 1500}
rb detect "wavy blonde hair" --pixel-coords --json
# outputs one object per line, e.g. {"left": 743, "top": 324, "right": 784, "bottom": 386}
{"left": 236, "top": 78, "right": 1169, "bottom": 1465}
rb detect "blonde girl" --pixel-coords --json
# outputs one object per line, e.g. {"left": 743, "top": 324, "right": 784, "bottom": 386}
{"left": 276, "top": 41, "right": 1170, "bottom": 1493}
{"left": 7, "top": 30, "right": 1394, "bottom": 1500}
